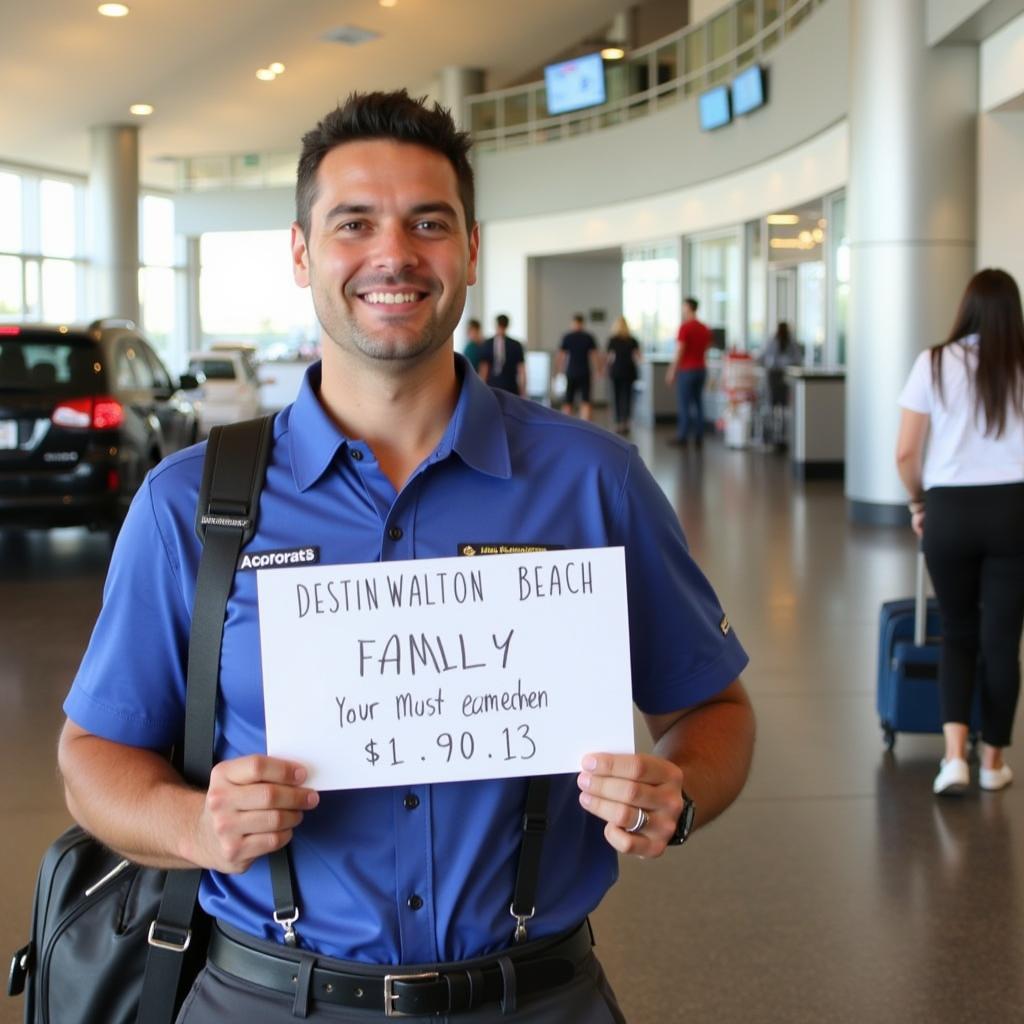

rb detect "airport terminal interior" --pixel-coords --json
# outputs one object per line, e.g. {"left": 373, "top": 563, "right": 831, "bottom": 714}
{"left": 3, "top": 0, "right": 1024, "bottom": 1021}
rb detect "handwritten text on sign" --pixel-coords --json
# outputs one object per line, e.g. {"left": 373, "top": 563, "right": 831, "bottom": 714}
{"left": 256, "top": 548, "right": 635, "bottom": 790}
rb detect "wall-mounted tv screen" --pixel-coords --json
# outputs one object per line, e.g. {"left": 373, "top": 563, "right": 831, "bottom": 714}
{"left": 544, "top": 52, "right": 607, "bottom": 116}
{"left": 698, "top": 85, "right": 732, "bottom": 131}
{"left": 732, "top": 65, "right": 766, "bottom": 116}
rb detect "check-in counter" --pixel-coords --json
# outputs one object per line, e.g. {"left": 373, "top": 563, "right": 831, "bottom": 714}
{"left": 788, "top": 367, "right": 845, "bottom": 479}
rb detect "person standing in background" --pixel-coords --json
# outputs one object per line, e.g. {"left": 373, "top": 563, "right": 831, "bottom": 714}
{"left": 760, "top": 321, "right": 802, "bottom": 445}
{"left": 557, "top": 313, "right": 599, "bottom": 420}
{"left": 462, "top": 317, "right": 484, "bottom": 373}
{"left": 896, "top": 268, "right": 1024, "bottom": 796}
{"left": 606, "top": 316, "right": 641, "bottom": 435}
{"left": 666, "top": 298, "right": 712, "bottom": 449}
{"left": 480, "top": 313, "right": 526, "bottom": 396}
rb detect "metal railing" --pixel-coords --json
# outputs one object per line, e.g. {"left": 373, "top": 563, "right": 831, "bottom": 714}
{"left": 466, "top": 0, "right": 826, "bottom": 153}
{"left": 173, "top": 0, "right": 827, "bottom": 190}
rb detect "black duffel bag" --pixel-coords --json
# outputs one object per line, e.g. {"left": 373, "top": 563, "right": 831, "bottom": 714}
{"left": 9, "top": 828, "right": 208, "bottom": 1023}
{"left": 7, "top": 417, "right": 275, "bottom": 1024}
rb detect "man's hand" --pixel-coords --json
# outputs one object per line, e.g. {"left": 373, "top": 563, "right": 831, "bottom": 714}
{"left": 191, "top": 755, "right": 319, "bottom": 874}
{"left": 577, "top": 753, "right": 684, "bottom": 859}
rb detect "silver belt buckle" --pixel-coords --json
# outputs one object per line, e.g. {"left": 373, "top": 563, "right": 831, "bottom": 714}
{"left": 383, "top": 971, "right": 441, "bottom": 1017}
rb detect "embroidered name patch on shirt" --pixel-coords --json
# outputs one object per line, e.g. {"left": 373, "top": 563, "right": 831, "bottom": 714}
{"left": 458, "top": 543, "right": 564, "bottom": 557}
{"left": 238, "top": 546, "right": 321, "bottom": 571}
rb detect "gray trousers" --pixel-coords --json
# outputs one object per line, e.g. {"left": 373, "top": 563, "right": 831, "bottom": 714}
{"left": 175, "top": 933, "right": 626, "bottom": 1024}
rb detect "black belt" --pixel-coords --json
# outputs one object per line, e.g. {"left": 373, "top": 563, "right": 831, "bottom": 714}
{"left": 209, "top": 920, "right": 592, "bottom": 1018}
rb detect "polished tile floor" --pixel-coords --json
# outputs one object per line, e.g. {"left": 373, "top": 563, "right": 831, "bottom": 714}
{"left": 3, "top": 426, "right": 1023, "bottom": 1023}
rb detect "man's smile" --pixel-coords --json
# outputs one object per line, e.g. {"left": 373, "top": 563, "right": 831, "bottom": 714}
{"left": 358, "top": 290, "right": 429, "bottom": 307}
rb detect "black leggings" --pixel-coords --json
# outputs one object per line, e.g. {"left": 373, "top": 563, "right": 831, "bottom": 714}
{"left": 610, "top": 378, "right": 634, "bottom": 424}
{"left": 922, "top": 483, "right": 1024, "bottom": 747}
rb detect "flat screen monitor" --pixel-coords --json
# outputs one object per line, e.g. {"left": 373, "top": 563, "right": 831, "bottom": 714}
{"left": 544, "top": 52, "right": 607, "bottom": 116}
{"left": 732, "top": 65, "right": 766, "bottom": 116}
{"left": 698, "top": 85, "right": 731, "bottom": 131}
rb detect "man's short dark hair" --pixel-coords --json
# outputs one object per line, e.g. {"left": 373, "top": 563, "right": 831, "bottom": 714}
{"left": 572, "top": 314, "right": 584, "bottom": 324}
{"left": 296, "top": 90, "right": 475, "bottom": 239}
{"left": 684, "top": 297, "right": 699, "bottom": 312}
{"left": 468, "top": 318, "right": 481, "bottom": 330}
{"left": 495, "top": 314, "right": 510, "bottom": 329}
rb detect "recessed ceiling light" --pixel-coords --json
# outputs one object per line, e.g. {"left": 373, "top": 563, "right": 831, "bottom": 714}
{"left": 256, "top": 68, "right": 276, "bottom": 81}
{"left": 269, "top": 62, "right": 285, "bottom": 74}
{"left": 379, "top": 0, "right": 397, "bottom": 7}
{"left": 766, "top": 213, "right": 800, "bottom": 225}
{"left": 129, "top": 103, "right": 153, "bottom": 116}
{"left": 601, "top": 47, "right": 625, "bottom": 60}
{"left": 98, "top": 3, "right": 130, "bottom": 16}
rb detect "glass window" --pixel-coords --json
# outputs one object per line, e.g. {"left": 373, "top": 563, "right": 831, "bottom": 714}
{"left": 688, "top": 233, "right": 742, "bottom": 347}
{"left": 797, "top": 261, "right": 826, "bottom": 363}
{"left": 622, "top": 242, "right": 680, "bottom": 354}
{"left": 737, "top": 0, "right": 758, "bottom": 45}
{"left": 40, "top": 258, "right": 76, "bottom": 323}
{"left": 656, "top": 43, "right": 678, "bottom": 86}
{"left": 471, "top": 99, "right": 497, "bottom": 133}
{"left": 0, "top": 172, "right": 22, "bottom": 253}
{"left": 139, "top": 341, "right": 172, "bottom": 390}
{"left": 139, "top": 266, "right": 175, "bottom": 363}
{"left": 40, "top": 179, "right": 76, "bottom": 258}
{"left": 0, "top": 255, "right": 22, "bottom": 318}
{"left": 746, "top": 220, "right": 766, "bottom": 349}
{"left": 503, "top": 92, "right": 530, "bottom": 128}
{"left": 141, "top": 195, "right": 175, "bottom": 267}
{"left": 684, "top": 29, "right": 705, "bottom": 92}
{"left": 199, "top": 230, "right": 318, "bottom": 356}
{"left": 24, "top": 261, "right": 40, "bottom": 320}
{"left": 709, "top": 10, "right": 734, "bottom": 65}
{"left": 189, "top": 357, "right": 237, "bottom": 381}
{"left": 118, "top": 341, "right": 154, "bottom": 388}
{"left": 829, "top": 195, "right": 849, "bottom": 365}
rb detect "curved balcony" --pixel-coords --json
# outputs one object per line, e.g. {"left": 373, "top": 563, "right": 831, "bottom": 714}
{"left": 467, "top": 0, "right": 828, "bottom": 153}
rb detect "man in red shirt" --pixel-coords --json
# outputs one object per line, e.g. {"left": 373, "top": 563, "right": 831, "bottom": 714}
{"left": 666, "top": 297, "right": 712, "bottom": 448}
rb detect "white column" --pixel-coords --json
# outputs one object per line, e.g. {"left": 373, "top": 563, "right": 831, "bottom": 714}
{"left": 438, "top": 66, "right": 484, "bottom": 132}
{"left": 89, "top": 124, "right": 140, "bottom": 322}
{"left": 845, "top": 0, "right": 977, "bottom": 524}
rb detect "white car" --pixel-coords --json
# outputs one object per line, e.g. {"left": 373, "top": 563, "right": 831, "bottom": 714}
{"left": 185, "top": 349, "right": 263, "bottom": 434}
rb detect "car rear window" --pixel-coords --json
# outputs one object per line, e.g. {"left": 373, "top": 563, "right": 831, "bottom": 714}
{"left": 0, "top": 339, "right": 103, "bottom": 392}
{"left": 189, "top": 358, "right": 237, "bottom": 381}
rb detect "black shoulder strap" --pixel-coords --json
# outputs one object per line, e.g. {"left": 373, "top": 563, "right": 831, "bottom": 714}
{"left": 509, "top": 775, "right": 551, "bottom": 943}
{"left": 138, "top": 416, "right": 275, "bottom": 1024}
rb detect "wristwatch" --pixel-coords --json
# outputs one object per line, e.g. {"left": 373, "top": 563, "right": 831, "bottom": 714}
{"left": 667, "top": 790, "right": 696, "bottom": 846}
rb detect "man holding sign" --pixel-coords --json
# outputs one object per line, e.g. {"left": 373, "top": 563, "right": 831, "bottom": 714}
{"left": 58, "top": 91, "right": 753, "bottom": 1021}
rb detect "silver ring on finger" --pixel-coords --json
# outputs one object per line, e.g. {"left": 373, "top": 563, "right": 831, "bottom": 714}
{"left": 625, "top": 806, "right": 648, "bottom": 834}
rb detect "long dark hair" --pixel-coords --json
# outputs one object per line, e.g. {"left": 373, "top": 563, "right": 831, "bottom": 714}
{"left": 931, "top": 269, "right": 1024, "bottom": 437}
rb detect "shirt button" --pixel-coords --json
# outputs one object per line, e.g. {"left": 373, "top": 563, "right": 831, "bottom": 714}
{"left": 350, "top": 449, "right": 363, "bottom": 461}
{"left": 403, "top": 794, "right": 420, "bottom": 810}
{"left": 388, "top": 526, "right": 403, "bottom": 541}
{"left": 407, "top": 894, "right": 424, "bottom": 911}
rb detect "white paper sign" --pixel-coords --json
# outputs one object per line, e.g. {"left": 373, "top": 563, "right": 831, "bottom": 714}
{"left": 256, "top": 547, "right": 634, "bottom": 790}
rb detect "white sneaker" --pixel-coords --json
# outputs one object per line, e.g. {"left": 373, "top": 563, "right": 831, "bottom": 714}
{"left": 933, "top": 757, "right": 970, "bottom": 795}
{"left": 980, "top": 764, "right": 1013, "bottom": 791}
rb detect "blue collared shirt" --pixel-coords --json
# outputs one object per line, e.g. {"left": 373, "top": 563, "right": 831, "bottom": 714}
{"left": 65, "top": 358, "right": 747, "bottom": 964}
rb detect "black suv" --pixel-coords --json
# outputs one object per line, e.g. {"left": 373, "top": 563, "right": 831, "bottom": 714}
{"left": 0, "top": 320, "right": 199, "bottom": 532}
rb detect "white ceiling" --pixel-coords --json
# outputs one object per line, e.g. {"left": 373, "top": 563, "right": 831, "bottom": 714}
{"left": 1, "top": 0, "right": 625, "bottom": 187}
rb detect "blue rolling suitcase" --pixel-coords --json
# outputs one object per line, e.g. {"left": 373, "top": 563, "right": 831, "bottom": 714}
{"left": 876, "top": 552, "right": 980, "bottom": 750}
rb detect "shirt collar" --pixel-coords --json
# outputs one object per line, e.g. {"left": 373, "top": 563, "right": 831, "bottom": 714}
{"left": 288, "top": 356, "right": 511, "bottom": 492}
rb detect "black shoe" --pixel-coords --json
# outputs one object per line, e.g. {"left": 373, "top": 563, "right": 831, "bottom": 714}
{"left": 667, "top": 437, "right": 689, "bottom": 448}
{"left": 694, "top": 434, "right": 704, "bottom": 450}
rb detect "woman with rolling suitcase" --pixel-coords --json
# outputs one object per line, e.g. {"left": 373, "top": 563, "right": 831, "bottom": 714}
{"left": 896, "top": 268, "right": 1024, "bottom": 795}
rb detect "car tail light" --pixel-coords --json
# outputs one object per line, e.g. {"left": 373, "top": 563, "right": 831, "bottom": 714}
{"left": 52, "top": 396, "right": 125, "bottom": 430}
{"left": 107, "top": 469, "right": 120, "bottom": 492}
{"left": 92, "top": 397, "right": 124, "bottom": 430}
{"left": 0, "top": 325, "right": 21, "bottom": 335}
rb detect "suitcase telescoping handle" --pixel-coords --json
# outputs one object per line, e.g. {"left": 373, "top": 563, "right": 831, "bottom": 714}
{"left": 914, "top": 546, "right": 928, "bottom": 647}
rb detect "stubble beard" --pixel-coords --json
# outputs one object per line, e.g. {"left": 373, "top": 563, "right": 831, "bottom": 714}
{"left": 313, "top": 278, "right": 464, "bottom": 366}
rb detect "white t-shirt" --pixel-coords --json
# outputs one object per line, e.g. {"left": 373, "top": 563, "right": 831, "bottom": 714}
{"left": 898, "top": 334, "right": 1024, "bottom": 488}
